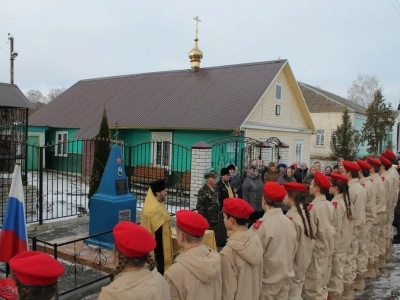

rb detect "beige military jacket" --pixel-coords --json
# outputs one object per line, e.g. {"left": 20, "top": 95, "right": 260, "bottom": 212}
{"left": 370, "top": 173, "right": 385, "bottom": 215}
{"left": 286, "top": 205, "right": 316, "bottom": 277}
{"left": 331, "top": 194, "right": 354, "bottom": 253}
{"left": 164, "top": 245, "right": 222, "bottom": 300}
{"left": 98, "top": 268, "right": 171, "bottom": 300}
{"left": 348, "top": 178, "right": 367, "bottom": 228}
{"left": 251, "top": 207, "right": 297, "bottom": 285}
{"left": 220, "top": 230, "right": 263, "bottom": 300}
{"left": 359, "top": 176, "right": 377, "bottom": 223}
{"left": 387, "top": 167, "right": 399, "bottom": 211}
{"left": 308, "top": 195, "right": 335, "bottom": 257}
{"left": 380, "top": 170, "right": 391, "bottom": 214}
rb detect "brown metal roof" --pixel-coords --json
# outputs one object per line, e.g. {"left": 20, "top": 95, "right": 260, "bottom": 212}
{"left": 29, "top": 60, "right": 287, "bottom": 137}
{"left": 299, "top": 82, "right": 367, "bottom": 114}
{"left": 0, "top": 83, "right": 34, "bottom": 109}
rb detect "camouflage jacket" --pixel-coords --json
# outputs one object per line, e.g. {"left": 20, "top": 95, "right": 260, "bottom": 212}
{"left": 196, "top": 184, "right": 220, "bottom": 227}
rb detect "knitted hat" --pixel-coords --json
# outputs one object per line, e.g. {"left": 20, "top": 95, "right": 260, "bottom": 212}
{"left": 227, "top": 164, "right": 236, "bottom": 171}
{"left": 220, "top": 168, "right": 230, "bottom": 176}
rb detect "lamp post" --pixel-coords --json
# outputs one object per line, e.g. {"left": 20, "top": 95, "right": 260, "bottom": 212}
{"left": 8, "top": 33, "right": 18, "bottom": 84}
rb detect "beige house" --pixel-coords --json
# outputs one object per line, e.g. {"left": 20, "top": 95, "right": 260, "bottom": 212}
{"left": 298, "top": 82, "right": 368, "bottom": 159}
{"left": 242, "top": 62, "right": 315, "bottom": 165}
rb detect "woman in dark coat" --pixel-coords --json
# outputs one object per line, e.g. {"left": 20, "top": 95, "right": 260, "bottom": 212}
{"left": 242, "top": 166, "right": 264, "bottom": 227}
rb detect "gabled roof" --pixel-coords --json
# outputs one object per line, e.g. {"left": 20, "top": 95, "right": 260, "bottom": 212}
{"left": 298, "top": 82, "right": 367, "bottom": 115}
{"left": 0, "top": 83, "right": 34, "bottom": 109}
{"left": 29, "top": 60, "right": 288, "bottom": 137}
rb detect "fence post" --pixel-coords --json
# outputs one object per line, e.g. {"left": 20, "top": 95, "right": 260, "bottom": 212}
{"left": 54, "top": 243, "right": 58, "bottom": 260}
{"left": 32, "top": 236, "right": 37, "bottom": 251}
{"left": 38, "top": 147, "right": 44, "bottom": 225}
{"left": 190, "top": 142, "right": 212, "bottom": 209}
{"left": 5, "top": 263, "right": 10, "bottom": 277}
{"left": 128, "top": 145, "right": 132, "bottom": 192}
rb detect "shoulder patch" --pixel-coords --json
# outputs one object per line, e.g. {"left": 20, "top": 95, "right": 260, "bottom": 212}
{"left": 361, "top": 183, "right": 365, "bottom": 188}
{"left": 307, "top": 203, "right": 314, "bottom": 211}
{"left": 253, "top": 220, "right": 263, "bottom": 229}
{"left": 370, "top": 179, "right": 373, "bottom": 182}
{"left": 332, "top": 202, "right": 338, "bottom": 209}
{"left": 288, "top": 216, "right": 293, "bottom": 221}
{"left": 381, "top": 176, "right": 385, "bottom": 181}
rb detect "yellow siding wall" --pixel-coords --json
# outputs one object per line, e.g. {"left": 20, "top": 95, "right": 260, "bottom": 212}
{"left": 310, "top": 112, "right": 348, "bottom": 159}
{"left": 247, "top": 67, "right": 309, "bottom": 130}
{"left": 246, "top": 128, "right": 311, "bottom": 166}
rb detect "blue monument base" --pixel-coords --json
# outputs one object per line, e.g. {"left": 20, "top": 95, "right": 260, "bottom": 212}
{"left": 85, "top": 193, "right": 137, "bottom": 250}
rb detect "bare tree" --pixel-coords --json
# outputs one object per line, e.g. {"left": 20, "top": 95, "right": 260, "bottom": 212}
{"left": 47, "top": 87, "right": 66, "bottom": 102}
{"left": 25, "top": 90, "right": 47, "bottom": 115}
{"left": 347, "top": 74, "right": 380, "bottom": 107}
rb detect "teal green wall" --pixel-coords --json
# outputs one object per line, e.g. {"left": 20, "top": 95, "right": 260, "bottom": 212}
{"left": 28, "top": 126, "right": 48, "bottom": 133}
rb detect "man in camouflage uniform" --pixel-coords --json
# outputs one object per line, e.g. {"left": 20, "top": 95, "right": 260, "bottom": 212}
{"left": 196, "top": 172, "right": 220, "bottom": 232}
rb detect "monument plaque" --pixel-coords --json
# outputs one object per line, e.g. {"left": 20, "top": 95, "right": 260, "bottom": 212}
{"left": 119, "top": 209, "right": 131, "bottom": 222}
{"left": 115, "top": 179, "right": 128, "bottom": 195}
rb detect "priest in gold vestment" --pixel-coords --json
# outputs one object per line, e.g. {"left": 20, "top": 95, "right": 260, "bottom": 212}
{"left": 140, "top": 179, "right": 173, "bottom": 274}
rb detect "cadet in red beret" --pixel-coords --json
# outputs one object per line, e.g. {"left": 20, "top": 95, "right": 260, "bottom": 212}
{"left": 8, "top": 251, "right": 64, "bottom": 300}
{"left": 250, "top": 181, "right": 297, "bottom": 300}
{"left": 342, "top": 160, "right": 368, "bottom": 292}
{"left": 164, "top": 210, "right": 222, "bottom": 300}
{"left": 366, "top": 157, "right": 386, "bottom": 277}
{"left": 219, "top": 198, "right": 263, "bottom": 300}
{"left": 328, "top": 172, "right": 354, "bottom": 298}
{"left": 0, "top": 278, "right": 17, "bottom": 300}
{"left": 282, "top": 182, "right": 316, "bottom": 299}
{"left": 98, "top": 221, "right": 170, "bottom": 300}
{"left": 303, "top": 172, "right": 335, "bottom": 300}
{"left": 356, "top": 159, "right": 378, "bottom": 280}
{"left": 378, "top": 154, "right": 397, "bottom": 265}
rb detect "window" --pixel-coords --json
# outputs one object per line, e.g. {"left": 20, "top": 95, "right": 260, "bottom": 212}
{"left": 316, "top": 130, "right": 325, "bottom": 146}
{"left": 151, "top": 132, "right": 172, "bottom": 168}
{"left": 332, "top": 130, "right": 340, "bottom": 146}
{"left": 55, "top": 131, "right": 68, "bottom": 157}
{"left": 295, "top": 141, "right": 304, "bottom": 164}
{"left": 275, "top": 83, "right": 282, "bottom": 101}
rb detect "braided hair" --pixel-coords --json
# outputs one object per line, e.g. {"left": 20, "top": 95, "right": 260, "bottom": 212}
{"left": 330, "top": 178, "right": 353, "bottom": 220}
{"left": 110, "top": 249, "right": 156, "bottom": 282}
{"left": 287, "top": 190, "right": 316, "bottom": 240}
{"left": 15, "top": 279, "right": 58, "bottom": 300}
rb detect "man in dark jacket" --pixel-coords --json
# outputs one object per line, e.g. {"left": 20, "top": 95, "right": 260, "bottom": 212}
{"left": 227, "top": 164, "right": 242, "bottom": 197}
{"left": 293, "top": 162, "right": 308, "bottom": 183}
{"left": 196, "top": 172, "right": 219, "bottom": 232}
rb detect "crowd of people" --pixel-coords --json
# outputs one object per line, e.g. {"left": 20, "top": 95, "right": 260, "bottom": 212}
{"left": 1, "top": 149, "right": 399, "bottom": 300}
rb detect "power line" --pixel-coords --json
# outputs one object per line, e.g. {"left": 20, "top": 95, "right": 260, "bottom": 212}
{"left": 391, "top": 0, "right": 400, "bottom": 17}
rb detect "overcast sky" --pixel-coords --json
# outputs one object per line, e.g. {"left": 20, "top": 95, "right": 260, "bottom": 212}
{"left": 0, "top": 0, "right": 399, "bottom": 106}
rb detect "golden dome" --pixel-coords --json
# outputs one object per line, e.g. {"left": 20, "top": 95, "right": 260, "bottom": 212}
{"left": 188, "top": 38, "right": 203, "bottom": 62}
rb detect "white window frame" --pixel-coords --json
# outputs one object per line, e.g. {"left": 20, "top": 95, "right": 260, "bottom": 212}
{"left": 294, "top": 141, "right": 304, "bottom": 165}
{"left": 316, "top": 130, "right": 325, "bottom": 146}
{"left": 275, "top": 83, "right": 282, "bottom": 101}
{"left": 151, "top": 132, "right": 172, "bottom": 168}
{"left": 55, "top": 131, "right": 68, "bottom": 157}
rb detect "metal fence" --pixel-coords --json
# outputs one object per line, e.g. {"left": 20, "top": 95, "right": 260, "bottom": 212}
{"left": 0, "top": 138, "right": 193, "bottom": 225}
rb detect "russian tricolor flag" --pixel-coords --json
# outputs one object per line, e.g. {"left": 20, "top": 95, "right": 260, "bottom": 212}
{"left": 0, "top": 164, "right": 28, "bottom": 262}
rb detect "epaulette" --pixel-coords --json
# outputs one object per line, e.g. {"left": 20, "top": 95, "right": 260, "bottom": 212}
{"left": 253, "top": 220, "right": 263, "bottom": 229}
{"left": 307, "top": 203, "right": 314, "bottom": 211}
{"left": 332, "top": 202, "right": 338, "bottom": 209}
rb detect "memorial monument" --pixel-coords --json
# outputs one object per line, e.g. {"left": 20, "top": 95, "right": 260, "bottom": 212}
{"left": 85, "top": 144, "right": 137, "bottom": 249}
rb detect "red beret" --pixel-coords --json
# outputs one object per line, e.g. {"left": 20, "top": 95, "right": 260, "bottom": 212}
{"left": 356, "top": 159, "right": 371, "bottom": 171}
{"left": 314, "top": 172, "right": 331, "bottom": 190}
{"left": 367, "top": 157, "right": 381, "bottom": 167}
{"left": 223, "top": 198, "right": 254, "bottom": 219}
{"left": 9, "top": 251, "right": 64, "bottom": 286}
{"left": 263, "top": 181, "right": 286, "bottom": 201}
{"left": 115, "top": 221, "right": 156, "bottom": 258}
{"left": 343, "top": 160, "right": 360, "bottom": 173}
{"left": 0, "top": 279, "right": 17, "bottom": 300}
{"left": 283, "top": 182, "right": 307, "bottom": 193}
{"left": 330, "top": 172, "right": 349, "bottom": 183}
{"left": 176, "top": 210, "right": 209, "bottom": 237}
{"left": 381, "top": 152, "right": 392, "bottom": 161}
{"left": 379, "top": 156, "right": 392, "bottom": 167}
{"left": 385, "top": 149, "right": 396, "bottom": 160}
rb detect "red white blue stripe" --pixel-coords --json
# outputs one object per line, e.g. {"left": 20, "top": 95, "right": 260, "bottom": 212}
{"left": 0, "top": 164, "right": 28, "bottom": 262}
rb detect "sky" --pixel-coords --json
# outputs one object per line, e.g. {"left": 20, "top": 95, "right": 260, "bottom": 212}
{"left": 0, "top": 0, "right": 400, "bottom": 107}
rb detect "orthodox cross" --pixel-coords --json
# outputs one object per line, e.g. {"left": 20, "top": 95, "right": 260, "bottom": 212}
{"left": 193, "top": 16, "right": 201, "bottom": 39}
{"left": 114, "top": 122, "right": 119, "bottom": 140}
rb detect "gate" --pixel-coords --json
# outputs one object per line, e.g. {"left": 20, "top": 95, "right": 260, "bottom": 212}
{"left": 265, "top": 137, "right": 287, "bottom": 163}
{"left": 207, "top": 136, "right": 262, "bottom": 173}
{"left": 128, "top": 140, "right": 192, "bottom": 213}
